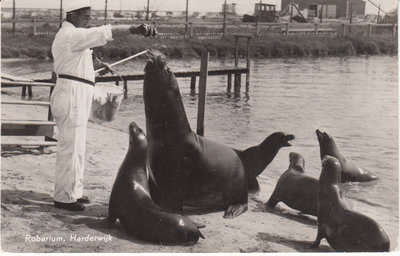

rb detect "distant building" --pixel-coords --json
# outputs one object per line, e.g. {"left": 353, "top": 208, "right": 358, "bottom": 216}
{"left": 222, "top": 3, "right": 237, "bottom": 14}
{"left": 281, "top": 0, "right": 366, "bottom": 18}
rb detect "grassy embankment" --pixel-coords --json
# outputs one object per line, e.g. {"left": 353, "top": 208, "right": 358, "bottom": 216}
{"left": 1, "top": 33, "right": 397, "bottom": 60}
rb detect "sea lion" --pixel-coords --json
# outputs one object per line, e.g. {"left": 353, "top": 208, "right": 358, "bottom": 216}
{"left": 265, "top": 152, "right": 318, "bottom": 216}
{"left": 235, "top": 132, "right": 295, "bottom": 193}
{"left": 311, "top": 156, "right": 390, "bottom": 252}
{"left": 107, "top": 122, "right": 204, "bottom": 245}
{"left": 316, "top": 129, "right": 378, "bottom": 182}
{"left": 143, "top": 52, "right": 294, "bottom": 219}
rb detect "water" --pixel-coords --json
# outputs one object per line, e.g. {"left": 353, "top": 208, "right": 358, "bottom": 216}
{"left": 2, "top": 55, "right": 398, "bottom": 245}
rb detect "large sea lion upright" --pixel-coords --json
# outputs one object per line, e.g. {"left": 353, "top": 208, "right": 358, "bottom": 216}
{"left": 143, "top": 53, "right": 294, "bottom": 218}
{"left": 316, "top": 129, "right": 378, "bottom": 182}
{"left": 107, "top": 122, "right": 204, "bottom": 245}
{"left": 265, "top": 152, "right": 318, "bottom": 216}
{"left": 311, "top": 156, "right": 390, "bottom": 252}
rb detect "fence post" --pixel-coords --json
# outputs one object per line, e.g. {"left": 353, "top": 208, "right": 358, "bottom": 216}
{"left": 342, "top": 23, "right": 346, "bottom": 36}
{"left": 255, "top": 22, "right": 260, "bottom": 37}
{"left": 314, "top": 23, "right": 318, "bottom": 34}
{"left": 32, "top": 18, "right": 37, "bottom": 36}
{"left": 393, "top": 24, "right": 397, "bottom": 37}
{"left": 190, "top": 22, "right": 194, "bottom": 38}
{"left": 196, "top": 50, "right": 209, "bottom": 136}
{"left": 285, "top": 23, "right": 289, "bottom": 36}
{"left": 368, "top": 23, "right": 372, "bottom": 36}
{"left": 223, "top": 20, "right": 227, "bottom": 38}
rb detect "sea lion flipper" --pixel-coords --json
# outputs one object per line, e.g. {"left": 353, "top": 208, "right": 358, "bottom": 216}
{"left": 310, "top": 229, "right": 324, "bottom": 248}
{"left": 105, "top": 210, "right": 117, "bottom": 226}
{"left": 223, "top": 203, "right": 248, "bottom": 219}
{"left": 265, "top": 194, "right": 279, "bottom": 210}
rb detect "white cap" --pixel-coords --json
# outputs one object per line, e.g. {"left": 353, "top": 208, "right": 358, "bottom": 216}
{"left": 65, "top": 0, "right": 91, "bottom": 13}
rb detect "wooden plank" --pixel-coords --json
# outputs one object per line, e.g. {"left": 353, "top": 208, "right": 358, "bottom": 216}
{"left": 2, "top": 120, "right": 56, "bottom": 125}
{"left": 1, "top": 81, "right": 55, "bottom": 87}
{"left": 2, "top": 120, "right": 56, "bottom": 136}
{"left": 1, "top": 100, "right": 50, "bottom": 106}
{"left": 1, "top": 73, "right": 33, "bottom": 82}
{"left": 94, "top": 68, "right": 248, "bottom": 82}
{"left": 1, "top": 141, "right": 57, "bottom": 147}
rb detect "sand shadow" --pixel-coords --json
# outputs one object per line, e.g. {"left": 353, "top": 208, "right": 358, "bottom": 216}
{"left": 252, "top": 202, "right": 318, "bottom": 227}
{"left": 257, "top": 232, "right": 333, "bottom": 252}
{"left": 1, "top": 189, "right": 106, "bottom": 218}
{"left": 1, "top": 146, "right": 55, "bottom": 157}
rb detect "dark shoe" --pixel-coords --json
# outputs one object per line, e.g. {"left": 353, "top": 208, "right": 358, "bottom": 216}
{"left": 54, "top": 201, "right": 85, "bottom": 211}
{"left": 77, "top": 196, "right": 90, "bottom": 204}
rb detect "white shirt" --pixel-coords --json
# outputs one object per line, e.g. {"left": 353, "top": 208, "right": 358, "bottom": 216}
{"left": 52, "top": 21, "right": 113, "bottom": 83}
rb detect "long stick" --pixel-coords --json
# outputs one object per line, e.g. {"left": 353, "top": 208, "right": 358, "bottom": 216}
{"left": 95, "top": 49, "right": 149, "bottom": 73}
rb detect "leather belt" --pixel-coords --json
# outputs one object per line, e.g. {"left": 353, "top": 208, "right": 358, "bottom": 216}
{"left": 58, "top": 74, "right": 95, "bottom": 86}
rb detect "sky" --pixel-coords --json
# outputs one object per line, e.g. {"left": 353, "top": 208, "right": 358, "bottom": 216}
{"left": 1, "top": 0, "right": 398, "bottom": 15}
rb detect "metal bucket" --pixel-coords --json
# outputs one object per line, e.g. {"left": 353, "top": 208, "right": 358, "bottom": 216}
{"left": 91, "top": 83, "right": 123, "bottom": 122}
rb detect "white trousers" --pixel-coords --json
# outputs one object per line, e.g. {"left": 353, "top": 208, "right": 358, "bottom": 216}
{"left": 50, "top": 78, "right": 94, "bottom": 203}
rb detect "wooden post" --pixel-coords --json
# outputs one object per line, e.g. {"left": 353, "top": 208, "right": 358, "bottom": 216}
{"left": 234, "top": 73, "right": 241, "bottom": 95}
{"left": 290, "top": 2, "right": 293, "bottom": 23}
{"left": 185, "top": 0, "right": 189, "bottom": 35}
{"left": 123, "top": 80, "right": 128, "bottom": 99}
{"left": 285, "top": 23, "right": 289, "bottom": 36}
{"left": 105, "top": 0, "right": 108, "bottom": 23}
{"left": 223, "top": 0, "right": 227, "bottom": 38}
{"left": 190, "top": 75, "right": 196, "bottom": 93}
{"left": 255, "top": 22, "right": 260, "bottom": 37}
{"left": 115, "top": 81, "right": 119, "bottom": 86}
{"left": 33, "top": 18, "right": 37, "bottom": 36}
{"left": 12, "top": 0, "right": 16, "bottom": 35}
{"left": 314, "top": 23, "right": 318, "bottom": 34}
{"left": 393, "top": 24, "right": 397, "bottom": 37}
{"left": 59, "top": 0, "right": 63, "bottom": 28}
{"left": 246, "top": 37, "right": 251, "bottom": 92}
{"left": 342, "top": 23, "right": 346, "bottom": 36}
{"left": 196, "top": 50, "right": 208, "bottom": 136}
{"left": 377, "top": 4, "right": 381, "bottom": 23}
{"left": 190, "top": 22, "right": 194, "bottom": 38}
{"left": 234, "top": 36, "right": 239, "bottom": 67}
{"left": 368, "top": 23, "right": 372, "bottom": 36}
{"left": 227, "top": 74, "right": 232, "bottom": 93}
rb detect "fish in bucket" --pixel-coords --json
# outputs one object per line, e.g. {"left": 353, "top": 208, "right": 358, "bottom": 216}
{"left": 91, "top": 83, "right": 124, "bottom": 122}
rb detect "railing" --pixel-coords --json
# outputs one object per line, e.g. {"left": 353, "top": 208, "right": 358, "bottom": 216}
{"left": 1, "top": 80, "right": 57, "bottom": 147}
{"left": 2, "top": 18, "right": 397, "bottom": 38}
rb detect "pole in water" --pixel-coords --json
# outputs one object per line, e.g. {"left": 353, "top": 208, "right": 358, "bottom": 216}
{"left": 196, "top": 50, "right": 209, "bottom": 136}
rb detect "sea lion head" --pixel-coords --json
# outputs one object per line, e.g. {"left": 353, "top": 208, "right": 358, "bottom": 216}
{"left": 129, "top": 121, "right": 147, "bottom": 149}
{"left": 315, "top": 129, "right": 337, "bottom": 153}
{"left": 289, "top": 152, "right": 305, "bottom": 172}
{"left": 264, "top": 132, "right": 295, "bottom": 148}
{"left": 319, "top": 155, "right": 342, "bottom": 185}
{"left": 144, "top": 50, "right": 180, "bottom": 92}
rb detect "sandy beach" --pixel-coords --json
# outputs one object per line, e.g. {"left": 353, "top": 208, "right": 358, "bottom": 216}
{"left": 0, "top": 85, "right": 397, "bottom": 254}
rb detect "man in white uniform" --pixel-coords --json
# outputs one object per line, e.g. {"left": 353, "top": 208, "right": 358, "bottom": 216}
{"left": 51, "top": 0, "right": 156, "bottom": 211}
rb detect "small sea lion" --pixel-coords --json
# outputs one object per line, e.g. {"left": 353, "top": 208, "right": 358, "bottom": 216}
{"left": 265, "top": 152, "right": 318, "bottom": 216}
{"left": 316, "top": 129, "right": 378, "bottom": 182}
{"left": 107, "top": 122, "right": 204, "bottom": 245}
{"left": 311, "top": 156, "right": 390, "bottom": 252}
